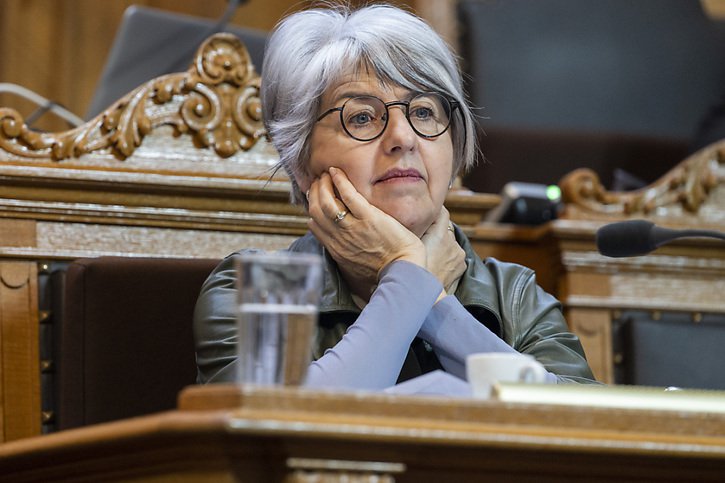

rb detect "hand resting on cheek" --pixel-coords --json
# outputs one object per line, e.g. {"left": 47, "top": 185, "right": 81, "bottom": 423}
{"left": 306, "top": 167, "right": 426, "bottom": 298}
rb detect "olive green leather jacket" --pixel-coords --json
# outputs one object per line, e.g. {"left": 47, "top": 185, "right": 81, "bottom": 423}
{"left": 193, "top": 227, "right": 598, "bottom": 385}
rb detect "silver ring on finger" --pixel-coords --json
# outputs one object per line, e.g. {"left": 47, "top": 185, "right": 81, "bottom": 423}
{"left": 333, "top": 210, "right": 348, "bottom": 224}
{"left": 447, "top": 223, "right": 454, "bottom": 233}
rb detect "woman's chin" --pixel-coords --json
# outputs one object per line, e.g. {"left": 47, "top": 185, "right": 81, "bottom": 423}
{"left": 390, "top": 211, "right": 436, "bottom": 238}
{"left": 371, "top": 196, "right": 441, "bottom": 238}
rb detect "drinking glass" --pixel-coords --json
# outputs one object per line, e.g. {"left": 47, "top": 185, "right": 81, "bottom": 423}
{"left": 235, "top": 252, "right": 323, "bottom": 386}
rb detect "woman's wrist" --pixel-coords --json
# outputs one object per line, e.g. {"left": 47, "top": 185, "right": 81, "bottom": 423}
{"left": 377, "top": 244, "right": 426, "bottom": 279}
{"left": 395, "top": 251, "right": 427, "bottom": 270}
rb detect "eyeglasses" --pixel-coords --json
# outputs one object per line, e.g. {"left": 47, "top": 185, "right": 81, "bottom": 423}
{"left": 316, "top": 92, "right": 459, "bottom": 142}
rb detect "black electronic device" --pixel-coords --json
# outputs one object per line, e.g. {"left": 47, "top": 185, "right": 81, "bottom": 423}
{"left": 485, "top": 182, "right": 562, "bottom": 225}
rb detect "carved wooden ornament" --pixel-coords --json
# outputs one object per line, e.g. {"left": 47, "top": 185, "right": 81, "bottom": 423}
{"left": 0, "top": 33, "right": 265, "bottom": 161}
{"left": 560, "top": 140, "right": 725, "bottom": 222}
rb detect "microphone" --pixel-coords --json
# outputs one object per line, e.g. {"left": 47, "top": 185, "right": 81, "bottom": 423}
{"left": 596, "top": 219, "right": 725, "bottom": 257}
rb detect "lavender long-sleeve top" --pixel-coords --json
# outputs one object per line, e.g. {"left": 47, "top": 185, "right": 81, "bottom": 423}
{"left": 305, "top": 260, "right": 556, "bottom": 391}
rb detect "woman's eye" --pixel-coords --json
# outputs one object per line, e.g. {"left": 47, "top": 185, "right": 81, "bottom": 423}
{"left": 411, "top": 106, "right": 435, "bottom": 121}
{"left": 347, "top": 111, "right": 375, "bottom": 126}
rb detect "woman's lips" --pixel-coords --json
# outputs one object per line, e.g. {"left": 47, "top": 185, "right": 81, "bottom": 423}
{"left": 375, "top": 168, "right": 424, "bottom": 184}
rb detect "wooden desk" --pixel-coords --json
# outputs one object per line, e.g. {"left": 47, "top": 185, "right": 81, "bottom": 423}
{"left": 551, "top": 218, "right": 725, "bottom": 384}
{"left": 1, "top": 384, "right": 725, "bottom": 482}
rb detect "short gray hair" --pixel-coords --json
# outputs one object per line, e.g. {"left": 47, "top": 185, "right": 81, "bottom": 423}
{"left": 261, "top": 3, "right": 477, "bottom": 205}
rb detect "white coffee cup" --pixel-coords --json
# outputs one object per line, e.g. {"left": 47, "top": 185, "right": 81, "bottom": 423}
{"left": 466, "top": 353, "right": 549, "bottom": 398}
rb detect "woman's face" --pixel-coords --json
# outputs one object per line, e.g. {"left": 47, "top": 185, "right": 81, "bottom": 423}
{"left": 301, "top": 72, "right": 455, "bottom": 238}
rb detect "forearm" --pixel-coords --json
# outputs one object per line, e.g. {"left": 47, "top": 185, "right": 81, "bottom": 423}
{"left": 305, "top": 261, "right": 442, "bottom": 390}
{"left": 419, "top": 296, "right": 557, "bottom": 383}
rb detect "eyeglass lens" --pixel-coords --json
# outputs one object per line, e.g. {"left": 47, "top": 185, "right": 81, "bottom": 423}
{"left": 341, "top": 93, "right": 452, "bottom": 141}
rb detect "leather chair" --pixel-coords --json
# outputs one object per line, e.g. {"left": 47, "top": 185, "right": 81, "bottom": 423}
{"left": 56, "top": 256, "right": 219, "bottom": 430}
{"left": 615, "top": 310, "right": 725, "bottom": 390}
{"left": 85, "top": 5, "right": 267, "bottom": 119}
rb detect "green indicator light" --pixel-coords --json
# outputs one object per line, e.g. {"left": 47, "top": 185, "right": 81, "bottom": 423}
{"left": 546, "top": 185, "right": 561, "bottom": 201}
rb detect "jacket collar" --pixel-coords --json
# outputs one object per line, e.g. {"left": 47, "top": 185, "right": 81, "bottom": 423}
{"left": 450, "top": 226, "right": 503, "bottom": 324}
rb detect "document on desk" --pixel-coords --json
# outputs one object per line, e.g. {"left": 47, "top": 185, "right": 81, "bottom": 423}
{"left": 383, "top": 370, "right": 472, "bottom": 398}
{"left": 492, "top": 382, "right": 725, "bottom": 413}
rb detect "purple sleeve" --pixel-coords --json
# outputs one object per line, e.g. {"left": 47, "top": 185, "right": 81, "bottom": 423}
{"left": 418, "top": 296, "right": 557, "bottom": 383}
{"left": 304, "top": 261, "right": 442, "bottom": 390}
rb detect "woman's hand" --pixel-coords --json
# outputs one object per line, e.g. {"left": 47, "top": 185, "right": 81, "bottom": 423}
{"left": 421, "top": 207, "right": 466, "bottom": 293}
{"left": 307, "top": 167, "right": 425, "bottom": 294}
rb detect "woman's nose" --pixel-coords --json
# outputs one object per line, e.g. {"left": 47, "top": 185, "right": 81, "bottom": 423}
{"left": 381, "top": 106, "right": 417, "bottom": 153}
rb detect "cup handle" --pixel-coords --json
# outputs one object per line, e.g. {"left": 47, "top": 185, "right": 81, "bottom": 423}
{"left": 519, "top": 361, "right": 548, "bottom": 383}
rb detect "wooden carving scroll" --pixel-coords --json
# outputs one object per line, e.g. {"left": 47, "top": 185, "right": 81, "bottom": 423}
{"left": 559, "top": 140, "right": 725, "bottom": 223}
{"left": 0, "top": 33, "right": 265, "bottom": 161}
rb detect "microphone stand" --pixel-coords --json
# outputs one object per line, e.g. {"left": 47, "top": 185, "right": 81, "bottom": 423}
{"left": 651, "top": 225, "right": 725, "bottom": 250}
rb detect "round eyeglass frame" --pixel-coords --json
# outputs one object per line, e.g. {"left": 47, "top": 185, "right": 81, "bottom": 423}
{"left": 315, "top": 92, "right": 460, "bottom": 142}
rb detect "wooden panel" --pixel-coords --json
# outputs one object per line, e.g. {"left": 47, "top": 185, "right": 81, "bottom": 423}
{"left": 32, "top": 222, "right": 296, "bottom": 260}
{"left": 560, "top": 271, "right": 611, "bottom": 299}
{"left": 0, "top": 262, "right": 39, "bottom": 442}
{"left": 0, "top": 1, "right": 66, "bottom": 132}
{"left": 565, "top": 307, "right": 613, "bottom": 383}
{"left": 467, "top": 223, "right": 559, "bottom": 294}
{"left": 0, "top": 220, "right": 35, "bottom": 248}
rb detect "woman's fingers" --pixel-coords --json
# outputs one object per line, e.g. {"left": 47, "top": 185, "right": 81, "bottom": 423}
{"left": 328, "top": 167, "right": 371, "bottom": 219}
{"left": 308, "top": 166, "right": 426, "bottom": 288}
{"left": 312, "top": 167, "right": 373, "bottom": 229}
{"left": 308, "top": 172, "right": 350, "bottom": 228}
{"left": 422, "top": 207, "right": 466, "bottom": 290}
{"left": 317, "top": 172, "right": 346, "bottom": 220}
{"left": 427, "top": 207, "right": 451, "bottom": 238}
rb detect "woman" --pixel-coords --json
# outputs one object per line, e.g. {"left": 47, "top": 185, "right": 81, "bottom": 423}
{"left": 193, "top": 3, "right": 597, "bottom": 390}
